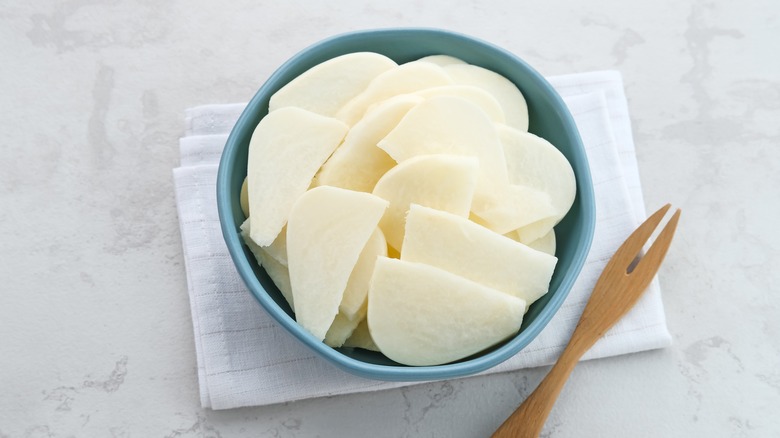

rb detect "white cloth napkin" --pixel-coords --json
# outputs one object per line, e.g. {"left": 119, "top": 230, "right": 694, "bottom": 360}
{"left": 173, "top": 71, "right": 671, "bottom": 410}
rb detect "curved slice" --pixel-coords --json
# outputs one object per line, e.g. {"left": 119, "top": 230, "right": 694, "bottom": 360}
{"left": 368, "top": 258, "right": 526, "bottom": 366}
{"left": 257, "top": 249, "right": 294, "bottom": 312}
{"left": 414, "top": 54, "right": 466, "bottom": 67}
{"left": 247, "top": 107, "right": 348, "bottom": 246}
{"left": 269, "top": 52, "right": 397, "bottom": 117}
{"left": 415, "top": 85, "right": 506, "bottom": 123}
{"left": 526, "top": 229, "right": 556, "bottom": 256}
{"left": 323, "top": 228, "right": 386, "bottom": 348}
{"left": 503, "top": 228, "right": 557, "bottom": 256}
{"left": 240, "top": 220, "right": 294, "bottom": 310}
{"left": 516, "top": 217, "right": 558, "bottom": 244}
{"left": 324, "top": 310, "right": 358, "bottom": 348}
{"left": 377, "top": 96, "right": 509, "bottom": 206}
{"left": 444, "top": 63, "right": 529, "bottom": 131}
{"left": 342, "top": 318, "right": 379, "bottom": 351}
{"left": 336, "top": 62, "right": 453, "bottom": 125}
{"left": 471, "top": 184, "right": 556, "bottom": 235}
{"left": 372, "top": 154, "right": 479, "bottom": 251}
{"left": 315, "top": 94, "right": 423, "bottom": 192}
{"left": 498, "top": 124, "right": 576, "bottom": 225}
{"left": 261, "top": 224, "right": 288, "bottom": 267}
{"left": 240, "top": 177, "right": 249, "bottom": 217}
{"left": 401, "top": 204, "right": 557, "bottom": 304}
{"left": 339, "top": 228, "right": 387, "bottom": 319}
{"left": 287, "top": 186, "right": 388, "bottom": 341}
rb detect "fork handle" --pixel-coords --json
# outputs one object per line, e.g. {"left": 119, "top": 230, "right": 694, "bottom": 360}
{"left": 492, "top": 340, "right": 587, "bottom": 438}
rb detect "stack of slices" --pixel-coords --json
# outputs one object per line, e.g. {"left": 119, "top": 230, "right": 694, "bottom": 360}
{"left": 239, "top": 52, "right": 576, "bottom": 366}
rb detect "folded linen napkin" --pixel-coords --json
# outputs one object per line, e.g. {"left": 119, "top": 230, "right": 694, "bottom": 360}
{"left": 173, "top": 70, "right": 671, "bottom": 410}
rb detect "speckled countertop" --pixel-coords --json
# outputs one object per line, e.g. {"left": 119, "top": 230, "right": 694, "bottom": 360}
{"left": 1, "top": 1, "right": 778, "bottom": 437}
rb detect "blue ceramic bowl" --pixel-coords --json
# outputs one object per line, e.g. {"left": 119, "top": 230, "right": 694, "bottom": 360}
{"left": 217, "top": 28, "right": 595, "bottom": 381}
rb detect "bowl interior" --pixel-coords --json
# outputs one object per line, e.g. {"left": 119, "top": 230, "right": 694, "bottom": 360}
{"left": 217, "top": 28, "right": 595, "bottom": 380}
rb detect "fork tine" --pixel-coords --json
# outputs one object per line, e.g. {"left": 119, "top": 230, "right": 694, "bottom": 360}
{"left": 630, "top": 208, "right": 681, "bottom": 280}
{"left": 609, "top": 203, "right": 671, "bottom": 270}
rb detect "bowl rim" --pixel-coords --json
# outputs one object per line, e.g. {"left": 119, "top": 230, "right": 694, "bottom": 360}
{"left": 217, "top": 27, "right": 596, "bottom": 381}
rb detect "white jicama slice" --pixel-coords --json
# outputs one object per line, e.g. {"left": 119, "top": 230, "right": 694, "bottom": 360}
{"left": 526, "top": 229, "right": 557, "bottom": 256}
{"left": 414, "top": 54, "right": 466, "bottom": 66}
{"left": 240, "top": 220, "right": 294, "bottom": 310}
{"left": 315, "top": 94, "right": 423, "bottom": 192}
{"left": 415, "top": 85, "right": 505, "bottom": 123}
{"left": 269, "top": 52, "right": 397, "bottom": 117}
{"left": 502, "top": 226, "right": 557, "bottom": 256}
{"left": 324, "top": 310, "right": 359, "bottom": 348}
{"left": 322, "top": 229, "right": 383, "bottom": 347}
{"left": 499, "top": 125, "right": 576, "bottom": 215}
{"left": 240, "top": 219, "right": 264, "bottom": 265}
{"left": 401, "top": 204, "right": 558, "bottom": 304}
{"left": 342, "top": 318, "right": 379, "bottom": 351}
{"left": 240, "top": 177, "right": 249, "bottom": 217}
{"left": 444, "top": 63, "right": 529, "bottom": 131}
{"left": 499, "top": 124, "right": 576, "bottom": 240}
{"left": 470, "top": 184, "right": 556, "bottom": 235}
{"left": 323, "top": 227, "right": 387, "bottom": 348}
{"left": 339, "top": 228, "right": 387, "bottom": 320}
{"left": 286, "top": 186, "right": 388, "bottom": 341}
{"left": 257, "top": 248, "right": 295, "bottom": 311}
{"left": 368, "top": 257, "right": 526, "bottom": 366}
{"left": 377, "top": 96, "right": 509, "bottom": 213}
{"left": 247, "top": 107, "right": 348, "bottom": 246}
{"left": 323, "top": 228, "right": 387, "bottom": 348}
{"left": 336, "top": 62, "right": 453, "bottom": 125}
{"left": 238, "top": 218, "right": 263, "bottom": 265}
{"left": 261, "top": 224, "right": 288, "bottom": 267}
{"left": 372, "top": 154, "right": 479, "bottom": 251}
{"left": 515, "top": 218, "right": 558, "bottom": 244}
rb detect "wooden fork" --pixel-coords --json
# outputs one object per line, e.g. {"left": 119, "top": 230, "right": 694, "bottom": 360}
{"left": 492, "top": 204, "right": 681, "bottom": 438}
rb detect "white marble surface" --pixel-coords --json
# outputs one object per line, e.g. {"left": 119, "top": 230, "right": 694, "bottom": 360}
{"left": 1, "top": 1, "right": 778, "bottom": 437}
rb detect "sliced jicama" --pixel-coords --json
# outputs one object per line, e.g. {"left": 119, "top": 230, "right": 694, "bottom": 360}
{"left": 415, "top": 54, "right": 466, "bottom": 66}
{"left": 257, "top": 248, "right": 295, "bottom": 311}
{"left": 515, "top": 217, "right": 558, "bottom": 244}
{"left": 469, "top": 184, "right": 556, "bottom": 235}
{"left": 339, "top": 228, "right": 387, "bottom": 320}
{"left": 498, "top": 124, "right": 576, "bottom": 240}
{"left": 343, "top": 318, "right": 379, "bottom": 352}
{"left": 240, "top": 177, "right": 249, "bottom": 217}
{"left": 315, "top": 94, "right": 423, "bottom": 192}
{"left": 240, "top": 219, "right": 264, "bottom": 265}
{"left": 336, "top": 62, "right": 453, "bottom": 125}
{"left": 269, "top": 52, "right": 397, "bottom": 117}
{"left": 240, "top": 53, "right": 579, "bottom": 362}
{"left": 240, "top": 220, "right": 294, "bottom": 309}
{"left": 286, "top": 186, "right": 388, "bottom": 341}
{"left": 401, "top": 204, "right": 557, "bottom": 304}
{"left": 526, "top": 229, "right": 557, "bottom": 256}
{"left": 415, "top": 85, "right": 505, "bottom": 123}
{"left": 260, "top": 224, "right": 287, "bottom": 266}
{"left": 377, "top": 95, "right": 509, "bottom": 215}
{"left": 444, "top": 63, "right": 529, "bottom": 131}
{"left": 323, "top": 228, "right": 386, "bottom": 347}
{"left": 368, "top": 257, "right": 526, "bottom": 366}
{"left": 372, "top": 154, "right": 479, "bottom": 251}
{"left": 503, "top": 227, "right": 558, "bottom": 256}
{"left": 247, "top": 107, "right": 348, "bottom": 246}
{"left": 324, "top": 310, "right": 359, "bottom": 348}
